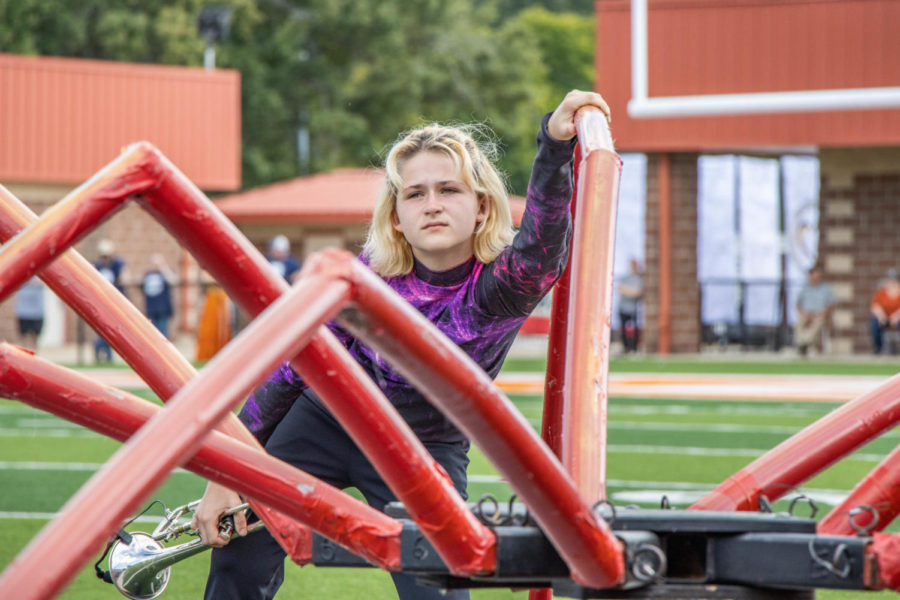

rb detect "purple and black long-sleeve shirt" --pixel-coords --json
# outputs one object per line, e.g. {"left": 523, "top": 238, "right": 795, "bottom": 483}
{"left": 238, "top": 114, "right": 576, "bottom": 446}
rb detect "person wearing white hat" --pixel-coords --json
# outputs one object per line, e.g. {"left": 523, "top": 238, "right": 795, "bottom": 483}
{"left": 265, "top": 235, "right": 301, "bottom": 283}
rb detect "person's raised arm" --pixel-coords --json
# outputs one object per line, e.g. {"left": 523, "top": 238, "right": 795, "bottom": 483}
{"left": 479, "top": 90, "right": 611, "bottom": 316}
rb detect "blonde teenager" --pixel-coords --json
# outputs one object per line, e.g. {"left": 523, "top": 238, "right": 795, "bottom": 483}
{"left": 194, "top": 90, "right": 611, "bottom": 600}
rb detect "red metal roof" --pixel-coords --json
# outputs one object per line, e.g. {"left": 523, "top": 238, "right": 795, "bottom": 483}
{"left": 595, "top": 0, "right": 900, "bottom": 151}
{"left": 0, "top": 53, "right": 240, "bottom": 190}
{"left": 216, "top": 168, "right": 527, "bottom": 225}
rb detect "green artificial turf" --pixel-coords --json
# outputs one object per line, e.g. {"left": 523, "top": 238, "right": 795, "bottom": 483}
{"left": 2, "top": 355, "right": 899, "bottom": 599}
{"left": 503, "top": 356, "right": 900, "bottom": 377}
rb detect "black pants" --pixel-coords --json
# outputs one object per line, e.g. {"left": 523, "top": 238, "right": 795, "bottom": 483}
{"left": 620, "top": 310, "right": 639, "bottom": 352}
{"left": 204, "top": 398, "right": 471, "bottom": 600}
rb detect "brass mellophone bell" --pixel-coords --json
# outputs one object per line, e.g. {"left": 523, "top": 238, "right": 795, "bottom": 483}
{"left": 104, "top": 500, "right": 262, "bottom": 599}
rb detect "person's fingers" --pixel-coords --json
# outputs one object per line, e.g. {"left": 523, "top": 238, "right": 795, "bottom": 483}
{"left": 232, "top": 509, "right": 248, "bottom": 537}
{"left": 564, "top": 90, "right": 611, "bottom": 120}
{"left": 194, "top": 506, "right": 229, "bottom": 547}
{"left": 548, "top": 89, "right": 613, "bottom": 140}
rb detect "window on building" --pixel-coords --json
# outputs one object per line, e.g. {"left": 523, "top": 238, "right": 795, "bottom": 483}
{"left": 697, "top": 154, "right": 820, "bottom": 345}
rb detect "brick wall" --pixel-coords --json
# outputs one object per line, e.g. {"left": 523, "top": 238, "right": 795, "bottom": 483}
{"left": 643, "top": 153, "right": 701, "bottom": 353}
{"left": 819, "top": 147, "right": 900, "bottom": 354}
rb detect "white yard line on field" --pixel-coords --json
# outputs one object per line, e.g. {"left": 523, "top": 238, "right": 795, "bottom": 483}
{"left": 0, "top": 512, "right": 161, "bottom": 523}
{"left": 606, "top": 444, "right": 886, "bottom": 462}
{"left": 0, "top": 461, "right": 189, "bottom": 473}
{"left": 612, "top": 404, "right": 825, "bottom": 416}
{"left": 609, "top": 421, "right": 804, "bottom": 434}
{"left": 0, "top": 427, "right": 98, "bottom": 437}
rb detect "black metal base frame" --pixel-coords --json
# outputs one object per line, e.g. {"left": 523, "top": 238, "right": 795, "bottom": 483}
{"left": 312, "top": 503, "right": 872, "bottom": 599}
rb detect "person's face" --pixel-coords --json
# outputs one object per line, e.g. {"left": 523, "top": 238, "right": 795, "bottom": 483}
{"left": 392, "top": 150, "right": 487, "bottom": 272}
{"left": 809, "top": 269, "right": 821, "bottom": 284}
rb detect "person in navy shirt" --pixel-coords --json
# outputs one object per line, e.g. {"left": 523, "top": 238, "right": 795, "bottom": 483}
{"left": 266, "top": 235, "right": 301, "bottom": 283}
{"left": 141, "top": 253, "right": 176, "bottom": 339}
{"left": 15, "top": 276, "right": 45, "bottom": 352}
{"left": 93, "top": 239, "right": 128, "bottom": 363}
{"left": 194, "top": 90, "right": 612, "bottom": 600}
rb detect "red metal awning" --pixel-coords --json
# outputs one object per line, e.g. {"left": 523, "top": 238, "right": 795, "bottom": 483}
{"left": 0, "top": 53, "right": 241, "bottom": 190}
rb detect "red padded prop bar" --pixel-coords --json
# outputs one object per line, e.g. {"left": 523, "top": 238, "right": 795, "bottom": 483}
{"left": 136, "top": 153, "right": 497, "bottom": 575}
{"left": 541, "top": 141, "right": 580, "bottom": 460}
{"left": 819, "top": 445, "right": 900, "bottom": 535}
{"left": 0, "top": 274, "right": 350, "bottom": 600}
{"left": 534, "top": 144, "right": 581, "bottom": 600}
{"left": 692, "top": 372, "right": 900, "bottom": 512}
{"left": 334, "top": 256, "right": 625, "bottom": 589}
{"left": 0, "top": 183, "right": 313, "bottom": 562}
{"left": 287, "top": 312, "right": 497, "bottom": 575}
{"left": 561, "top": 107, "right": 621, "bottom": 502}
{"left": 532, "top": 109, "right": 622, "bottom": 598}
{"left": 0, "top": 146, "right": 497, "bottom": 582}
{"left": 0, "top": 183, "right": 192, "bottom": 398}
{"left": 0, "top": 343, "right": 401, "bottom": 567}
{"left": 0, "top": 152, "right": 157, "bottom": 302}
{"left": 871, "top": 533, "right": 900, "bottom": 591}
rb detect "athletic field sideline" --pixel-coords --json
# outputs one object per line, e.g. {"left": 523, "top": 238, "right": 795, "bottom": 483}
{"left": 1, "top": 356, "right": 898, "bottom": 599}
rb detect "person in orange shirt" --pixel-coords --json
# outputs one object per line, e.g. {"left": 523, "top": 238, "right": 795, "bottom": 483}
{"left": 870, "top": 269, "right": 900, "bottom": 354}
{"left": 196, "top": 271, "right": 233, "bottom": 361}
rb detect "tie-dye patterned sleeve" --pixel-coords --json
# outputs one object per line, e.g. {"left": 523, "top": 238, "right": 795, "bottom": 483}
{"left": 237, "top": 361, "right": 306, "bottom": 445}
{"left": 477, "top": 112, "right": 577, "bottom": 316}
{"left": 237, "top": 319, "right": 355, "bottom": 444}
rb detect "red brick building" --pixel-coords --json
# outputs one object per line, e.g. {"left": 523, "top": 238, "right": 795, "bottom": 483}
{"left": 596, "top": 0, "right": 900, "bottom": 353}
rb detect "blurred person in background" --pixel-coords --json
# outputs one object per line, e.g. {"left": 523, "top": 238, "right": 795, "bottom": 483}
{"left": 870, "top": 269, "right": 900, "bottom": 354}
{"left": 141, "top": 253, "right": 176, "bottom": 339}
{"left": 196, "top": 270, "right": 233, "bottom": 361}
{"left": 266, "top": 235, "right": 301, "bottom": 283}
{"left": 795, "top": 264, "right": 835, "bottom": 356}
{"left": 15, "top": 276, "right": 45, "bottom": 352}
{"left": 617, "top": 257, "right": 643, "bottom": 353}
{"left": 93, "top": 239, "right": 128, "bottom": 363}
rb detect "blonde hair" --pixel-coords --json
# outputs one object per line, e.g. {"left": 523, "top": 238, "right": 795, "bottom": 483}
{"left": 363, "top": 123, "right": 515, "bottom": 278}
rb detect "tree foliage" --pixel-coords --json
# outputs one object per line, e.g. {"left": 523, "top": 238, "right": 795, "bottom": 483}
{"left": 511, "top": 7, "right": 595, "bottom": 100}
{"left": 495, "top": 0, "right": 595, "bottom": 18}
{"left": 0, "top": 0, "right": 594, "bottom": 193}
